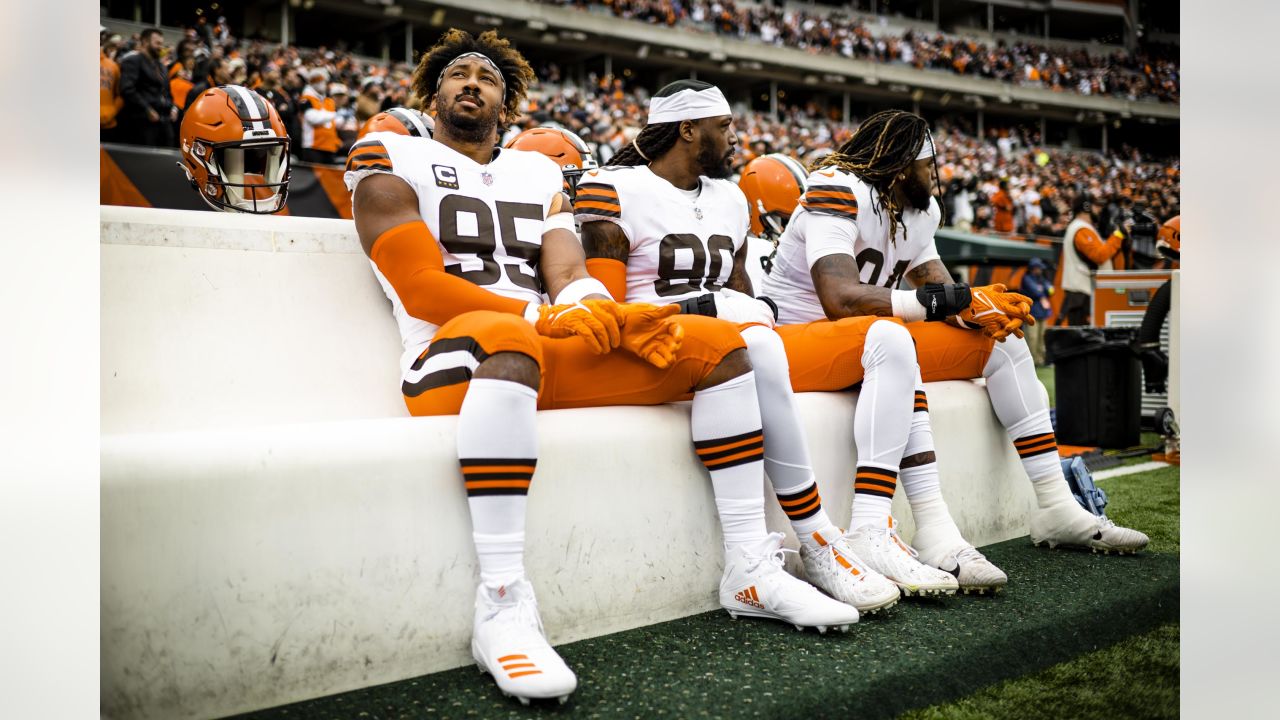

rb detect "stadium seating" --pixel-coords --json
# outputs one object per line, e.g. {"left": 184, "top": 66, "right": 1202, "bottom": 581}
{"left": 101, "top": 206, "right": 1037, "bottom": 719}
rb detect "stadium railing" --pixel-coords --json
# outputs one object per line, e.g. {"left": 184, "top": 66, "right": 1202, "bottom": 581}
{"left": 101, "top": 205, "right": 1037, "bottom": 720}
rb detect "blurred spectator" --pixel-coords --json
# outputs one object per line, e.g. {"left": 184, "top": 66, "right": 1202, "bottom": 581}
{"left": 356, "top": 78, "right": 384, "bottom": 128}
{"left": 118, "top": 28, "right": 176, "bottom": 147}
{"left": 299, "top": 69, "right": 341, "bottom": 164}
{"left": 991, "top": 180, "right": 1015, "bottom": 233}
{"left": 1019, "top": 257, "right": 1054, "bottom": 364}
{"left": 1058, "top": 195, "right": 1127, "bottom": 325}
{"left": 281, "top": 67, "right": 306, "bottom": 154}
{"left": 257, "top": 64, "right": 299, "bottom": 153}
{"left": 331, "top": 83, "right": 358, "bottom": 150}
{"left": 184, "top": 56, "right": 232, "bottom": 111}
{"left": 100, "top": 29, "right": 124, "bottom": 142}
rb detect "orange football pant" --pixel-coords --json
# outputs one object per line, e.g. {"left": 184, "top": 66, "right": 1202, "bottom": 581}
{"left": 402, "top": 310, "right": 745, "bottom": 416}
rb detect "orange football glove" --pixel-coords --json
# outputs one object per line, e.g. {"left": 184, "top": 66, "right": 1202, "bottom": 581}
{"left": 533, "top": 300, "right": 623, "bottom": 354}
{"left": 614, "top": 303, "right": 684, "bottom": 369}
{"left": 958, "top": 284, "right": 1035, "bottom": 342}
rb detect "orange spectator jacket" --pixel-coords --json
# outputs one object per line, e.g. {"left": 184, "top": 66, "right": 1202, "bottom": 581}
{"left": 992, "top": 190, "right": 1014, "bottom": 232}
{"left": 169, "top": 62, "right": 194, "bottom": 111}
{"left": 100, "top": 50, "right": 124, "bottom": 129}
{"left": 301, "top": 87, "right": 341, "bottom": 153}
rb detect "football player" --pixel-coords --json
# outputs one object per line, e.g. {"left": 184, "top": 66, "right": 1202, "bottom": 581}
{"left": 178, "top": 84, "right": 291, "bottom": 214}
{"left": 356, "top": 105, "right": 435, "bottom": 140}
{"left": 344, "top": 32, "right": 857, "bottom": 705}
{"left": 760, "top": 109, "right": 1150, "bottom": 558}
{"left": 577, "top": 80, "right": 995, "bottom": 602}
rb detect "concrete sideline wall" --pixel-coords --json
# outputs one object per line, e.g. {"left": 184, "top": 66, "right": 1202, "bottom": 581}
{"left": 101, "top": 207, "right": 1036, "bottom": 719}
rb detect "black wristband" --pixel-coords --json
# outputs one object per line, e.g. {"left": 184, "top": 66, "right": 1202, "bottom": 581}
{"left": 915, "top": 283, "right": 972, "bottom": 321}
{"left": 757, "top": 296, "right": 780, "bottom": 322}
{"left": 675, "top": 293, "right": 718, "bottom": 317}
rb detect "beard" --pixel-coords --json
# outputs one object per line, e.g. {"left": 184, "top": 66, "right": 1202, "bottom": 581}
{"left": 437, "top": 94, "right": 500, "bottom": 145}
{"left": 901, "top": 172, "right": 934, "bottom": 212}
{"left": 696, "top": 139, "right": 734, "bottom": 179}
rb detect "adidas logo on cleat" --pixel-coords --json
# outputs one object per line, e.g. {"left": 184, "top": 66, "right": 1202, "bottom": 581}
{"left": 734, "top": 585, "right": 765, "bottom": 610}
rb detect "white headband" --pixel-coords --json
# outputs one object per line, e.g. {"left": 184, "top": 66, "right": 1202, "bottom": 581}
{"left": 439, "top": 52, "right": 506, "bottom": 97}
{"left": 647, "top": 86, "right": 732, "bottom": 125}
{"left": 916, "top": 131, "right": 936, "bottom": 161}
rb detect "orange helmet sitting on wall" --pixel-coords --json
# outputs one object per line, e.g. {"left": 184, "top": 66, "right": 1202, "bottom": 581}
{"left": 1157, "top": 215, "right": 1180, "bottom": 262}
{"left": 357, "top": 107, "right": 435, "bottom": 140}
{"left": 179, "top": 85, "right": 290, "bottom": 214}
{"left": 738, "top": 153, "right": 808, "bottom": 240}
{"left": 504, "top": 126, "right": 598, "bottom": 198}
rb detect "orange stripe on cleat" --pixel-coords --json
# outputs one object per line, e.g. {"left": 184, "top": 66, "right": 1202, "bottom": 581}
{"left": 502, "top": 662, "right": 537, "bottom": 671}
{"left": 508, "top": 670, "right": 544, "bottom": 679}
{"left": 497, "top": 654, "right": 528, "bottom": 663}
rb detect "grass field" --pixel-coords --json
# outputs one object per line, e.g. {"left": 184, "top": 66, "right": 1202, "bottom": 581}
{"left": 237, "top": 466, "right": 1180, "bottom": 720}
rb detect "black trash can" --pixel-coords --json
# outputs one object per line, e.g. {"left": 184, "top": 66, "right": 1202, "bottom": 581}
{"left": 1045, "top": 326, "right": 1141, "bottom": 448}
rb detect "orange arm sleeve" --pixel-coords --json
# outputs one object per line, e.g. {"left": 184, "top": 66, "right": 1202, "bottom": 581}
{"left": 370, "top": 221, "right": 527, "bottom": 325}
{"left": 585, "top": 258, "right": 628, "bottom": 301}
{"left": 1073, "top": 226, "right": 1123, "bottom": 266}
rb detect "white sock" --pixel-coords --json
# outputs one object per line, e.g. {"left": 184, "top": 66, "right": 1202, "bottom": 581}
{"left": 740, "top": 325, "right": 834, "bottom": 544}
{"left": 899, "top": 384, "right": 966, "bottom": 550}
{"left": 849, "top": 321, "right": 915, "bottom": 530}
{"left": 692, "top": 371, "right": 769, "bottom": 549}
{"left": 458, "top": 378, "right": 538, "bottom": 586}
{"left": 982, "top": 336, "right": 1076, "bottom": 510}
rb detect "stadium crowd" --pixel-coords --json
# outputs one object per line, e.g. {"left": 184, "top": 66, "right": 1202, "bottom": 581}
{"left": 100, "top": 21, "right": 1178, "bottom": 235}
{"left": 541, "top": 0, "right": 1179, "bottom": 104}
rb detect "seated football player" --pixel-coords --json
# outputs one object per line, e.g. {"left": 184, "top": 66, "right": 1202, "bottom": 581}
{"left": 577, "top": 80, "right": 985, "bottom": 602}
{"left": 760, "top": 109, "right": 1150, "bottom": 558}
{"left": 179, "top": 84, "right": 290, "bottom": 214}
{"left": 345, "top": 31, "right": 858, "bottom": 706}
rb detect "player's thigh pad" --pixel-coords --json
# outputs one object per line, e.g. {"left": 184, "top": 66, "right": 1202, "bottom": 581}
{"left": 905, "top": 321, "right": 996, "bottom": 383}
{"left": 402, "top": 311, "right": 544, "bottom": 417}
{"left": 538, "top": 315, "right": 745, "bottom": 409}
{"left": 775, "top": 316, "right": 904, "bottom": 392}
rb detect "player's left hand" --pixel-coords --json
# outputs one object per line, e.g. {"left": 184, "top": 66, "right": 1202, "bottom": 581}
{"left": 713, "top": 289, "right": 777, "bottom": 328}
{"left": 614, "top": 303, "right": 684, "bottom": 369}
{"left": 534, "top": 300, "right": 623, "bottom": 353}
{"left": 958, "top": 284, "right": 1033, "bottom": 342}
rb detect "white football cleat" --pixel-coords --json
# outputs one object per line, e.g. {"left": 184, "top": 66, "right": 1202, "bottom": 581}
{"left": 918, "top": 543, "right": 1008, "bottom": 594}
{"left": 1030, "top": 503, "right": 1149, "bottom": 555}
{"left": 720, "top": 532, "right": 861, "bottom": 632}
{"left": 845, "top": 516, "right": 959, "bottom": 596}
{"left": 800, "top": 527, "right": 900, "bottom": 614}
{"left": 1029, "top": 502, "right": 1152, "bottom": 550}
{"left": 471, "top": 578, "right": 577, "bottom": 705}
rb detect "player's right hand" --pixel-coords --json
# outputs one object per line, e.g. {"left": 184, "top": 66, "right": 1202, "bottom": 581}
{"left": 614, "top": 303, "right": 684, "bottom": 369}
{"left": 958, "top": 284, "right": 1033, "bottom": 343}
{"left": 533, "top": 300, "right": 622, "bottom": 354}
{"left": 713, "top": 289, "right": 777, "bottom": 328}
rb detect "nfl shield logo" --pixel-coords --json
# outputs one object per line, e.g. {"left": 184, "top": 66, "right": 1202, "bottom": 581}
{"left": 481, "top": 172, "right": 494, "bottom": 186}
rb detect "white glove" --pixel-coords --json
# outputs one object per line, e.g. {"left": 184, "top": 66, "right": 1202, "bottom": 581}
{"left": 714, "top": 288, "right": 777, "bottom": 328}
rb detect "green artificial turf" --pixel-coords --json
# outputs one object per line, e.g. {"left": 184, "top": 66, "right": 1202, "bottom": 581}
{"left": 900, "top": 623, "right": 1179, "bottom": 720}
{"left": 233, "top": 466, "right": 1180, "bottom": 720}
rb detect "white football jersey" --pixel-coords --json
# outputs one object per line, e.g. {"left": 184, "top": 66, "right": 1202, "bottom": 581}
{"left": 762, "top": 167, "right": 942, "bottom": 324}
{"left": 345, "top": 131, "right": 562, "bottom": 374}
{"left": 574, "top": 165, "right": 751, "bottom": 304}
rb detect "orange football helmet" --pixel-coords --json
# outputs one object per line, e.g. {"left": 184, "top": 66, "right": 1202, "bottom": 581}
{"left": 1157, "top": 215, "right": 1180, "bottom": 262}
{"left": 356, "top": 107, "right": 435, "bottom": 140}
{"left": 738, "top": 153, "right": 808, "bottom": 240}
{"left": 179, "top": 85, "right": 290, "bottom": 214}
{"left": 504, "top": 126, "right": 598, "bottom": 197}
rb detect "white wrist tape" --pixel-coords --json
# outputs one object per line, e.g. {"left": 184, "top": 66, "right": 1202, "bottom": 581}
{"left": 554, "top": 277, "right": 611, "bottom": 305}
{"left": 891, "top": 289, "right": 928, "bottom": 323}
{"left": 523, "top": 302, "right": 543, "bottom": 325}
{"left": 542, "top": 212, "right": 576, "bottom": 235}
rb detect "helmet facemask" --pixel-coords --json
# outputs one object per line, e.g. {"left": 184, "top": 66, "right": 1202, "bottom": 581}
{"left": 186, "top": 133, "right": 291, "bottom": 214}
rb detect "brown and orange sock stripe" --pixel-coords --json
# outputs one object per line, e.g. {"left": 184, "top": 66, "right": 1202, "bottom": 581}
{"left": 461, "top": 458, "right": 536, "bottom": 497}
{"left": 694, "top": 429, "right": 765, "bottom": 472}
{"left": 854, "top": 465, "right": 898, "bottom": 499}
{"left": 914, "top": 390, "right": 929, "bottom": 413}
{"left": 1014, "top": 432, "right": 1058, "bottom": 459}
{"left": 776, "top": 482, "right": 823, "bottom": 522}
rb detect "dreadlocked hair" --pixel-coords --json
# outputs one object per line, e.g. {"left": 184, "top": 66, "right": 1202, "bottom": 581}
{"left": 607, "top": 121, "right": 682, "bottom": 166}
{"left": 812, "top": 109, "right": 941, "bottom": 244}
{"left": 412, "top": 28, "right": 535, "bottom": 124}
